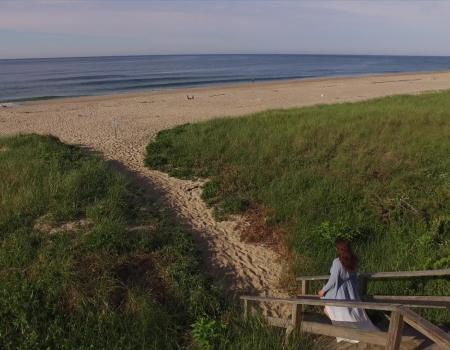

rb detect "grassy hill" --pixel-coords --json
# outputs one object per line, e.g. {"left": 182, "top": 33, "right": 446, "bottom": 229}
{"left": 0, "top": 134, "right": 317, "bottom": 349}
{"left": 146, "top": 91, "right": 450, "bottom": 324}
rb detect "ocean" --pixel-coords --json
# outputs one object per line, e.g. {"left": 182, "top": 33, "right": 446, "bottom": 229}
{"left": 1, "top": 54, "right": 450, "bottom": 102}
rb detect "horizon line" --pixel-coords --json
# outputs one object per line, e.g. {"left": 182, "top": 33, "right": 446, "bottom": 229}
{"left": 2, "top": 52, "right": 450, "bottom": 61}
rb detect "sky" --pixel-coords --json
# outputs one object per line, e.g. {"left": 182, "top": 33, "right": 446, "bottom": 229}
{"left": 1, "top": 0, "right": 450, "bottom": 59}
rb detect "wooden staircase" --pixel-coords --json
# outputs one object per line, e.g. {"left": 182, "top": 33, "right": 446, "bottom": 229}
{"left": 241, "top": 268, "right": 450, "bottom": 350}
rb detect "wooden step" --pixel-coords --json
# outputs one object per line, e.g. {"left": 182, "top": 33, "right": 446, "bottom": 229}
{"left": 266, "top": 312, "right": 450, "bottom": 350}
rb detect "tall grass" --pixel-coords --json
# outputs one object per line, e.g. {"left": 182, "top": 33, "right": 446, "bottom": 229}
{"left": 0, "top": 134, "right": 317, "bottom": 349}
{"left": 0, "top": 134, "right": 216, "bottom": 348}
{"left": 145, "top": 91, "right": 450, "bottom": 324}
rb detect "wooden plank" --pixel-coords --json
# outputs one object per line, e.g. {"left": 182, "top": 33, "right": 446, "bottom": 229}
{"left": 367, "top": 296, "right": 450, "bottom": 309}
{"left": 296, "top": 268, "right": 450, "bottom": 282}
{"left": 302, "top": 321, "right": 387, "bottom": 346}
{"left": 279, "top": 294, "right": 449, "bottom": 310}
{"left": 370, "top": 295, "right": 450, "bottom": 302}
{"left": 296, "top": 274, "right": 330, "bottom": 281}
{"left": 240, "top": 295, "right": 399, "bottom": 311}
{"left": 296, "top": 294, "right": 449, "bottom": 309}
{"left": 268, "top": 316, "right": 386, "bottom": 344}
{"left": 266, "top": 316, "right": 421, "bottom": 349}
{"left": 362, "top": 269, "right": 450, "bottom": 279}
{"left": 399, "top": 306, "right": 450, "bottom": 348}
{"left": 386, "top": 311, "right": 404, "bottom": 350}
{"left": 296, "top": 294, "right": 450, "bottom": 308}
{"left": 302, "top": 321, "right": 415, "bottom": 347}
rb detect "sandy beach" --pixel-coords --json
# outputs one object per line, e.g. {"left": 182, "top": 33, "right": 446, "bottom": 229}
{"left": 2, "top": 70, "right": 450, "bottom": 311}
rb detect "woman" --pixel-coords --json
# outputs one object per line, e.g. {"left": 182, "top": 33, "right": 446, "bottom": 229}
{"left": 318, "top": 238, "right": 378, "bottom": 343}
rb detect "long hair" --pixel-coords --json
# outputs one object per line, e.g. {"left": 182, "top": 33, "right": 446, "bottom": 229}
{"left": 335, "top": 238, "right": 358, "bottom": 272}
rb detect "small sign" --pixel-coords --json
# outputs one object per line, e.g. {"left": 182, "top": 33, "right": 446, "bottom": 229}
{"left": 112, "top": 119, "right": 120, "bottom": 138}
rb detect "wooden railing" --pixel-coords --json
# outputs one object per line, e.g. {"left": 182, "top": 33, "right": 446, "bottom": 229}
{"left": 240, "top": 296, "right": 450, "bottom": 350}
{"left": 241, "top": 269, "right": 450, "bottom": 350}
{"left": 295, "top": 268, "right": 450, "bottom": 298}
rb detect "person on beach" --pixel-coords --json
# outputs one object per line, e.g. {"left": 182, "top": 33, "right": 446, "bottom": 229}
{"left": 318, "top": 238, "right": 378, "bottom": 343}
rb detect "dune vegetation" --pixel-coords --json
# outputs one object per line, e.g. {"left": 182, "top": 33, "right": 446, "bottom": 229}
{"left": 0, "top": 134, "right": 319, "bottom": 350}
{"left": 146, "top": 91, "right": 450, "bottom": 324}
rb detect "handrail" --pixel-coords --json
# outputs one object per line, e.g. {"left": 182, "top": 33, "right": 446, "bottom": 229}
{"left": 296, "top": 274, "right": 329, "bottom": 281}
{"left": 241, "top": 295, "right": 400, "bottom": 311}
{"left": 399, "top": 306, "right": 450, "bottom": 349}
{"left": 240, "top": 295, "right": 450, "bottom": 310}
{"left": 295, "top": 268, "right": 450, "bottom": 301}
{"left": 296, "top": 268, "right": 450, "bottom": 281}
{"left": 286, "top": 294, "right": 450, "bottom": 309}
{"left": 365, "top": 295, "right": 450, "bottom": 309}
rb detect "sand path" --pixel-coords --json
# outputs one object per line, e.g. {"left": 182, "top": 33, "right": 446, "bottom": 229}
{"left": 2, "top": 71, "right": 450, "bottom": 314}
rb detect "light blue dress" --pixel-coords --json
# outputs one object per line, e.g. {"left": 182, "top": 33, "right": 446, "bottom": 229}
{"left": 321, "top": 258, "right": 378, "bottom": 343}
{"left": 322, "top": 258, "right": 360, "bottom": 301}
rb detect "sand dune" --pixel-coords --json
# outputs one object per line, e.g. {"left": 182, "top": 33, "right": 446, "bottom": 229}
{"left": 2, "top": 71, "right": 450, "bottom": 317}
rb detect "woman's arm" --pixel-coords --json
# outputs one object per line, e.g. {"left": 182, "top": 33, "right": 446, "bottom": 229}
{"left": 319, "top": 259, "right": 340, "bottom": 297}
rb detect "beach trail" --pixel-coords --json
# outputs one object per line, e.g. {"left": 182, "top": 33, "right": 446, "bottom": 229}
{"left": 2, "top": 71, "right": 450, "bottom": 314}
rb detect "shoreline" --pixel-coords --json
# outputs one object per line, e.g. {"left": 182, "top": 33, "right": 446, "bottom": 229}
{"left": 2, "top": 68, "right": 450, "bottom": 106}
{"left": 2, "top": 69, "right": 450, "bottom": 147}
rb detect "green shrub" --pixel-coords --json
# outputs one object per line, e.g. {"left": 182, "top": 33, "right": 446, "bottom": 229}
{"left": 192, "top": 317, "right": 227, "bottom": 350}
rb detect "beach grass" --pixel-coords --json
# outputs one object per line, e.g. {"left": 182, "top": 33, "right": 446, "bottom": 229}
{"left": 145, "top": 91, "right": 450, "bottom": 324}
{"left": 0, "top": 134, "right": 317, "bottom": 349}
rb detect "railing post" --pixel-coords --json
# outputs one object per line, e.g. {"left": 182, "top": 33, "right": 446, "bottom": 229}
{"left": 386, "top": 310, "right": 404, "bottom": 350}
{"left": 286, "top": 303, "right": 303, "bottom": 342}
{"left": 243, "top": 299, "right": 249, "bottom": 320}
{"left": 244, "top": 299, "right": 257, "bottom": 320}
{"left": 292, "top": 303, "right": 303, "bottom": 330}
{"left": 359, "top": 275, "right": 368, "bottom": 298}
{"left": 301, "top": 280, "right": 308, "bottom": 295}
